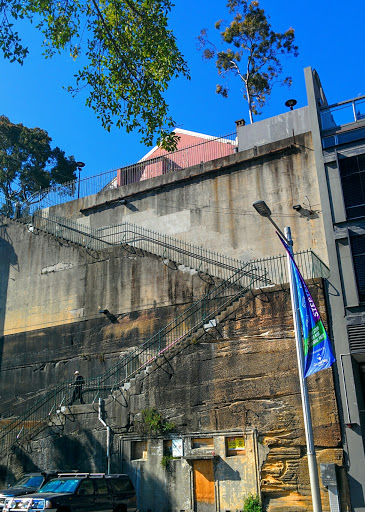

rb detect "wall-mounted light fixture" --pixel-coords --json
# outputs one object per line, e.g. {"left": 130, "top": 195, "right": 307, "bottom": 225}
{"left": 292, "top": 204, "right": 317, "bottom": 219}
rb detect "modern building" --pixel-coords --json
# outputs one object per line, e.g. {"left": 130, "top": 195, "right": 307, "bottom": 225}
{"left": 305, "top": 67, "right": 365, "bottom": 512}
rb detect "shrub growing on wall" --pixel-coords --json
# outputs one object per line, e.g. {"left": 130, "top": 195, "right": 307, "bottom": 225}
{"left": 242, "top": 494, "right": 264, "bottom": 512}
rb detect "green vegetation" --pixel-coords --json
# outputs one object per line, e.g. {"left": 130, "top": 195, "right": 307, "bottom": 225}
{"left": 198, "top": 0, "right": 298, "bottom": 124}
{"left": 138, "top": 408, "right": 175, "bottom": 434}
{"left": 0, "top": 115, "right": 76, "bottom": 214}
{"left": 160, "top": 453, "right": 175, "bottom": 469}
{"left": 0, "top": 0, "right": 189, "bottom": 148}
{"left": 242, "top": 494, "right": 264, "bottom": 512}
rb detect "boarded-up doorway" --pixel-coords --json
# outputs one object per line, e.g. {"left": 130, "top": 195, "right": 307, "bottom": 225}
{"left": 192, "top": 459, "right": 215, "bottom": 512}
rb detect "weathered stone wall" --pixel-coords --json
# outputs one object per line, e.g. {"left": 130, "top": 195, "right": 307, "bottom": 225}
{"left": 0, "top": 218, "right": 210, "bottom": 415}
{"left": 0, "top": 135, "right": 344, "bottom": 511}
{"left": 0, "top": 218, "right": 210, "bottom": 338}
{"left": 1, "top": 280, "right": 345, "bottom": 512}
{"left": 45, "top": 132, "right": 328, "bottom": 265}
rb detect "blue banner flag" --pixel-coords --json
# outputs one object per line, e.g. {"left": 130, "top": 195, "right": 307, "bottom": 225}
{"left": 278, "top": 234, "right": 335, "bottom": 377}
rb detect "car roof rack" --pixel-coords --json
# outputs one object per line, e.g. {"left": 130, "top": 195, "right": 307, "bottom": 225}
{"left": 57, "top": 473, "right": 106, "bottom": 478}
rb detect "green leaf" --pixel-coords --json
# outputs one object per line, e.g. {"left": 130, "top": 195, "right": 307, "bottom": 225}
{"left": 0, "top": 0, "right": 190, "bottom": 149}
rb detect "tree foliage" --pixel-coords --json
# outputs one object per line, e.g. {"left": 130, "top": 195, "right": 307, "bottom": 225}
{"left": 198, "top": 0, "right": 298, "bottom": 123}
{"left": 0, "top": 0, "right": 189, "bottom": 149}
{"left": 0, "top": 115, "right": 77, "bottom": 211}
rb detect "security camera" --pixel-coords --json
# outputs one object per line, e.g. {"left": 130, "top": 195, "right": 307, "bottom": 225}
{"left": 293, "top": 204, "right": 302, "bottom": 211}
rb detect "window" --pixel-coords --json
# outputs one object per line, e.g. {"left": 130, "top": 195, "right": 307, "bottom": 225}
{"left": 350, "top": 234, "right": 365, "bottom": 302}
{"left": 17, "top": 476, "right": 43, "bottom": 488}
{"left": 94, "top": 479, "right": 108, "bottom": 495}
{"left": 131, "top": 440, "right": 147, "bottom": 460}
{"left": 163, "top": 439, "right": 172, "bottom": 455}
{"left": 191, "top": 438, "right": 213, "bottom": 449}
{"left": 111, "top": 477, "right": 134, "bottom": 493}
{"left": 78, "top": 480, "right": 95, "bottom": 496}
{"left": 39, "top": 479, "right": 80, "bottom": 493}
{"left": 339, "top": 154, "right": 365, "bottom": 219}
{"left": 225, "top": 436, "right": 245, "bottom": 456}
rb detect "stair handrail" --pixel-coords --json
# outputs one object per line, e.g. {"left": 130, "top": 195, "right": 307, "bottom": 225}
{"left": 25, "top": 211, "right": 329, "bottom": 285}
{"left": 0, "top": 263, "right": 260, "bottom": 453}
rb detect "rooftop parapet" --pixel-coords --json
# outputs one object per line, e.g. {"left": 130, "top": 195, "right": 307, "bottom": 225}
{"left": 236, "top": 106, "right": 310, "bottom": 152}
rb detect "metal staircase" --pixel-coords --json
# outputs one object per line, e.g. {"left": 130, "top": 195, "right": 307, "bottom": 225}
{"left": 0, "top": 264, "right": 263, "bottom": 455}
{"left": 19, "top": 211, "right": 329, "bottom": 286}
{"left": 0, "top": 211, "right": 330, "bottom": 455}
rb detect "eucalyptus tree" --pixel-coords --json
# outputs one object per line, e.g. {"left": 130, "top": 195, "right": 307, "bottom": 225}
{"left": 0, "top": 0, "right": 189, "bottom": 149}
{"left": 198, "top": 0, "right": 298, "bottom": 123}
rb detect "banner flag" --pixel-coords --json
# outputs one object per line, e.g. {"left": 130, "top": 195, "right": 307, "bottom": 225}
{"left": 278, "top": 234, "right": 335, "bottom": 377}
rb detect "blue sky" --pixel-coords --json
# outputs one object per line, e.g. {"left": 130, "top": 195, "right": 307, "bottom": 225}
{"left": 1, "top": 0, "right": 364, "bottom": 178}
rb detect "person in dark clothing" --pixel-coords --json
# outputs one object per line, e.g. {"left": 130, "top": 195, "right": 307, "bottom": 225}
{"left": 69, "top": 370, "right": 84, "bottom": 404}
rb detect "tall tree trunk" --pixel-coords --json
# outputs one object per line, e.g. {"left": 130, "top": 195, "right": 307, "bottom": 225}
{"left": 246, "top": 84, "right": 254, "bottom": 124}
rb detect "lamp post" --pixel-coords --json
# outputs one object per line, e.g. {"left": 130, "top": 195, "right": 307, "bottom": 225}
{"left": 76, "top": 161, "right": 85, "bottom": 199}
{"left": 252, "top": 200, "right": 322, "bottom": 512}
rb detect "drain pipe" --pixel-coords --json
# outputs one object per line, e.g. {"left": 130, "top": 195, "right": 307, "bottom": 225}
{"left": 98, "top": 398, "right": 111, "bottom": 475}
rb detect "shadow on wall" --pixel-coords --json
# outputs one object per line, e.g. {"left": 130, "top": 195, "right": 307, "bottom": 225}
{"left": 123, "top": 457, "right": 173, "bottom": 512}
{"left": 48, "top": 430, "right": 106, "bottom": 472}
{"left": 0, "top": 222, "right": 18, "bottom": 372}
{"left": 4, "top": 428, "right": 108, "bottom": 483}
{"left": 5, "top": 446, "right": 44, "bottom": 485}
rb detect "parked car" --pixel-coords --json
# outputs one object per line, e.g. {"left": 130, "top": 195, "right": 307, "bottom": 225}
{"left": 3, "top": 472, "right": 138, "bottom": 512}
{"left": 0, "top": 472, "right": 58, "bottom": 510}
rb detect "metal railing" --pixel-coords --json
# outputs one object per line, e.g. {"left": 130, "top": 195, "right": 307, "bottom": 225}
{"left": 320, "top": 96, "right": 365, "bottom": 131}
{"left": 26, "top": 211, "right": 329, "bottom": 286}
{"left": 0, "top": 263, "right": 260, "bottom": 454}
{"left": 0, "top": 132, "right": 237, "bottom": 217}
{"left": 0, "top": 211, "right": 330, "bottom": 454}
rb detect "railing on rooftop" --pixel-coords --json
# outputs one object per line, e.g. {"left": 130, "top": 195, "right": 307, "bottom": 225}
{"left": 0, "top": 132, "right": 237, "bottom": 218}
{"left": 320, "top": 96, "right": 365, "bottom": 149}
{"left": 320, "top": 96, "right": 365, "bottom": 131}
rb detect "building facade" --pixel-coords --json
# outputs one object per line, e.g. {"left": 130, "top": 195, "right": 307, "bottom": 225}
{"left": 0, "top": 67, "right": 364, "bottom": 511}
{"left": 305, "top": 67, "right": 365, "bottom": 512}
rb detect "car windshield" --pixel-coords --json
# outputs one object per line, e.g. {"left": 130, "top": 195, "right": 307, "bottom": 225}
{"left": 15, "top": 476, "right": 43, "bottom": 488}
{"left": 39, "top": 479, "right": 79, "bottom": 494}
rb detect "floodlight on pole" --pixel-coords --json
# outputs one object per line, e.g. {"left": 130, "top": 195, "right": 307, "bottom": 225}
{"left": 252, "top": 201, "right": 323, "bottom": 512}
{"left": 252, "top": 200, "right": 288, "bottom": 243}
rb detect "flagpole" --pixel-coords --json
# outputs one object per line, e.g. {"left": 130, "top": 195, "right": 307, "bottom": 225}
{"left": 285, "top": 226, "right": 323, "bottom": 512}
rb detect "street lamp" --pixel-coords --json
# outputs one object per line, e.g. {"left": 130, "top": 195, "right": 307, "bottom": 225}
{"left": 76, "top": 161, "right": 85, "bottom": 199}
{"left": 252, "top": 200, "right": 323, "bottom": 512}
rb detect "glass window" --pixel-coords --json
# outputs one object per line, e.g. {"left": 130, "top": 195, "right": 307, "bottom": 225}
{"left": 192, "top": 438, "right": 213, "bottom": 449}
{"left": 111, "top": 477, "right": 134, "bottom": 493}
{"left": 131, "top": 440, "right": 147, "bottom": 460}
{"left": 350, "top": 234, "right": 365, "bottom": 302}
{"left": 39, "top": 479, "right": 80, "bottom": 494}
{"left": 78, "top": 480, "right": 95, "bottom": 496}
{"left": 339, "top": 155, "right": 365, "bottom": 220}
{"left": 163, "top": 439, "right": 172, "bottom": 455}
{"left": 16, "top": 476, "right": 43, "bottom": 488}
{"left": 93, "top": 478, "right": 109, "bottom": 495}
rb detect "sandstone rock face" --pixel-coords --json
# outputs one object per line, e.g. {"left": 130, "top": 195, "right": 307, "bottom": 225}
{"left": 0, "top": 213, "right": 344, "bottom": 510}
{"left": 1, "top": 280, "right": 344, "bottom": 511}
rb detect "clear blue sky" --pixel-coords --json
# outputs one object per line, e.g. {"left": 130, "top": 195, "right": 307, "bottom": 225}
{"left": 1, "top": 0, "right": 364, "bottom": 179}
